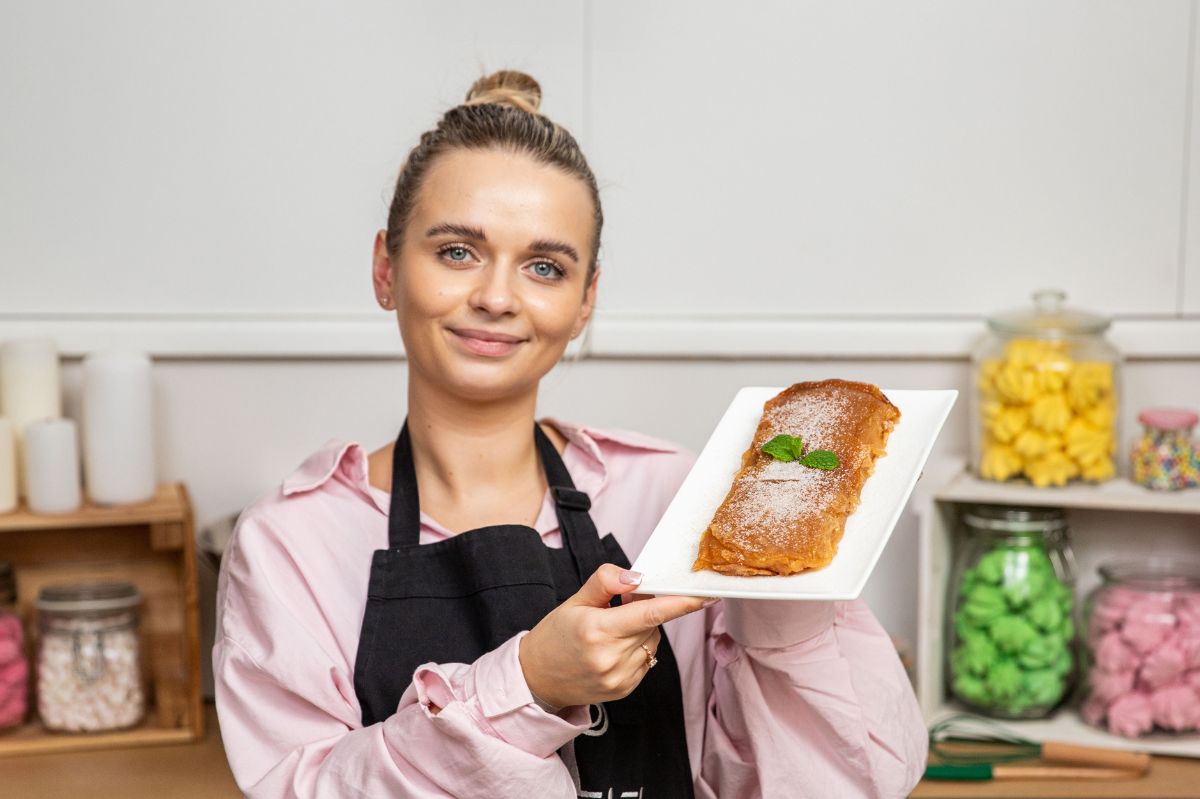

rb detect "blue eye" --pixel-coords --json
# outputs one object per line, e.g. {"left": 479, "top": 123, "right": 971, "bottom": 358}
{"left": 530, "top": 261, "right": 563, "bottom": 280}
{"left": 443, "top": 246, "right": 470, "bottom": 262}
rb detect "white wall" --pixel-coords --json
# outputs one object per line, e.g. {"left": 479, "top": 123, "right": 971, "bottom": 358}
{"left": 3, "top": 1, "right": 1199, "bottom": 357}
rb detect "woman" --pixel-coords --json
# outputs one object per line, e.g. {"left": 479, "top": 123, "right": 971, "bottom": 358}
{"left": 214, "top": 70, "right": 928, "bottom": 798}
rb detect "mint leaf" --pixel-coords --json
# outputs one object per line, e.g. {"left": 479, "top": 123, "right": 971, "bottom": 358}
{"left": 800, "top": 450, "right": 840, "bottom": 470}
{"left": 762, "top": 434, "right": 803, "bottom": 462}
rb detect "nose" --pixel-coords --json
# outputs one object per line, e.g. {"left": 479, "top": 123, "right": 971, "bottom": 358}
{"left": 468, "top": 262, "right": 522, "bottom": 318}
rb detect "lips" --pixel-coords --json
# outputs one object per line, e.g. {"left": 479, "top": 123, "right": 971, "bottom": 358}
{"left": 448, "top": 327, "right": 527, "bottom": 357}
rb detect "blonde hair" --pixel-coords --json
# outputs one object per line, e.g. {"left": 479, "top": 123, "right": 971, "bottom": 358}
{"left": 385, "top": 70, "right": 602, "bottom": 282}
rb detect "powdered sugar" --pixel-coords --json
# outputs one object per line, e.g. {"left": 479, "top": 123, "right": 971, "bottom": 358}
{"left": 761, "top": 390, "right": 853, "bottom": 453}
{"left": 714, "top": 388, "right": 864, "bottom": 553}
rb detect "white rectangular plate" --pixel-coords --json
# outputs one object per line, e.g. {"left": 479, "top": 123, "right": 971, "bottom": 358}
{"left": 632, "top": 386, "right": 958, "bottom": 600}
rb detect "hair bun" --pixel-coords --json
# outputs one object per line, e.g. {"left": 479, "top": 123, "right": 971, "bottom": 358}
{"left": 464, "top": 70, "right": 542, "bottom": 114}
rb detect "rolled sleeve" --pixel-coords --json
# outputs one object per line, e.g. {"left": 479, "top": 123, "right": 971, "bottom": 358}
{"left": 721, "top": 598, "right": 837, "bottom": 649}
{"left": 700, "top": 599, "right": 928, "bottom": 798}
{"left": 409, "top": 632, "right": 591, "bottom": 759}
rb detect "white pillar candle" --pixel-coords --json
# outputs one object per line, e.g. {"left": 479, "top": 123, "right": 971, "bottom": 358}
{"left": 0, "top": 338, "right": 63, "bottom": 498}
{"left": 0, "top": 419, "right": 16, "bottom": 514}
{"left": 81, "top": 350, "right": 157, "bottom": 505}
{"left": 23, "top": 418, "right": 81, "bottom": 514}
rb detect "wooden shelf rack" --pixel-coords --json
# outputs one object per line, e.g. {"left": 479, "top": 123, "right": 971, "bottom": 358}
{"left": 0, "top": 483, "right": 203, "bottom": 757}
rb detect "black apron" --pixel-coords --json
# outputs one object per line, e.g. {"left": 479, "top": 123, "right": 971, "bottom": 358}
{"left": 353, "top": 422, "right": 694, "bottom": 798}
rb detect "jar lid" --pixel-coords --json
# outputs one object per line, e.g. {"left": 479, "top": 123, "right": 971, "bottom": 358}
{"left": 962, "top": 504, "right": 1067, "bottom": 533}
{"left": 35, "top": 581, "right": 141, "bottom": 613}
{"left": 1138, "top": 408, "right": 1199, "bottom": 431}
{"left": 986, "top": 289, "right": 1111, "bottom": 337}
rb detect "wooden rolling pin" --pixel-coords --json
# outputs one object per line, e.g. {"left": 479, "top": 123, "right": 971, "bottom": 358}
{"left": 1039, "top": 741, "right": 1151, "bottom": 774}
{"left": 925, "top": 764, "right": 1144, "bottom": 781}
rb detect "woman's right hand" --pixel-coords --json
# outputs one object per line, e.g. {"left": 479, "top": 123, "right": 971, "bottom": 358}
{"left": 518, "top": 563, "right": 714, "bottom": 710}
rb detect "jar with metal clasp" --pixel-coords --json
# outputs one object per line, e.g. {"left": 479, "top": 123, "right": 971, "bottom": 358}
{"left": 35, "top": 581, "right": 144, "bottom": 732}
{"left": 946, "top": 505, "right": 1079, "bottom": 719}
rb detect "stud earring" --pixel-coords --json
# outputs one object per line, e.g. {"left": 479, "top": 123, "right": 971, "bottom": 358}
{"left": 379, "top": 295, "right": 391, "bottom": 308}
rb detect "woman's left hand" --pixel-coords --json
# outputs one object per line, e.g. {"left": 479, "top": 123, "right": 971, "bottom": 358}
{"left": 517, "top": 563, "right": 713, "bottom": 710}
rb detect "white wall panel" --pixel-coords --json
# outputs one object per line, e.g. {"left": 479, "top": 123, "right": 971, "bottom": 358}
{"left": 587, "top": 0, "right": 1190, "bottom": 317}
{"left": 1184, "top": 0, "right": 1200, "bottom": 313}
{"left": 0, "top": 0, "right": 584, "bottom": 314}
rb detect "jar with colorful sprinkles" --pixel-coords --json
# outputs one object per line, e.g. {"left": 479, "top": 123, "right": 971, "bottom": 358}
{"left": 1131, "top": 408, "right": 1199, "bottom": 491}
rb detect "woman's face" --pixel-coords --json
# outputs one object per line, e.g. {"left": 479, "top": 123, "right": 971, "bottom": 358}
{"left": 373, "top": 148, "right": 598, "bottom": 403}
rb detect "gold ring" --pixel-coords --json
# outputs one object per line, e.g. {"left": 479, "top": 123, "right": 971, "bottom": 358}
{"left": 640, "top": 643, "right": 658, "bottom": 669}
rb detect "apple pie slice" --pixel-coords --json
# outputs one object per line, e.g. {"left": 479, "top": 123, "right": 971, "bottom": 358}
{"left": 692, "top": 379, "right": 900, "bottom": 576}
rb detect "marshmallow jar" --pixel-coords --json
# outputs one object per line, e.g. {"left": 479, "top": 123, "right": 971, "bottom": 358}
{"left": 971, "top": 290, "right": 1121, "bottom": 487}
{"left": 1081, "top": 561, "right": 1200, "bottom": 738}
{"left": 34, "top": 582, "right": 144, "bottom": 733}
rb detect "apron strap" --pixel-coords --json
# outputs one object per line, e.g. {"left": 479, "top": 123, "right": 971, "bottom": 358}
{"left": 386, "top": 421, "right": 422, "bottom": 548}
{"left": 534, "top": 425, "right": 612, "bottom": 588}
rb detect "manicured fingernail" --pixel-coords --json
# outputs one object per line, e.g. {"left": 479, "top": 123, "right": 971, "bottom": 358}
{"left": 702, "top": 598, "right": 721, "bottom": 607}
{"left": 619, "top": 569, "right": 643, "bottom": 586}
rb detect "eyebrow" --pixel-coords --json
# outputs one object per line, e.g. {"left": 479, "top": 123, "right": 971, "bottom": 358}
{"left": 425, "top": 222, "right": 580, "bottom": 264}
{"left": 528, "top": 238, "right": 580, "bottom": 264}
{"left": 425, "top": 222, "right": 486, "bottom": 241}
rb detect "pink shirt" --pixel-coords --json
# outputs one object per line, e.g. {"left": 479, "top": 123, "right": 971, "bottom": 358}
{"left": 214, "top": 420, "right": 927, "bottom": 798}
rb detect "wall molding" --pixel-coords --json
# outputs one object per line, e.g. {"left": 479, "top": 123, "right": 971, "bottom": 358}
{"left": 0, "top": 312, "right": 1197, "bottom": 360}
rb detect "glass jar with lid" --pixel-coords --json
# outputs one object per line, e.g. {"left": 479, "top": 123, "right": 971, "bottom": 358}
{"left": 971, "top": 289, "right": 1122, "bottom": 486}
{"left": 35, "top": 581, "right": 144, "bottom": 733}
{"left": 1080, "top": 559, "right": 1200, "bottom": 738}
{"left": 946, "top": 505, "right": 1079, "bottom": 719}
{"left": 1130, "top": 408, "right": 1200, "bottom": 491}
{"left": 0, "top": 561, "right": 29, "bottom": 731}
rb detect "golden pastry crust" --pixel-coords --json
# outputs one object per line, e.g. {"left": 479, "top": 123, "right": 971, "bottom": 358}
{"left": 692, "top": 379, "right": 900, "bottom": 576}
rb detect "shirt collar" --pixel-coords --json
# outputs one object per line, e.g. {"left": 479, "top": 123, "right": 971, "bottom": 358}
{"left": 281, "top": 439, "right": 368, "bottom": 497}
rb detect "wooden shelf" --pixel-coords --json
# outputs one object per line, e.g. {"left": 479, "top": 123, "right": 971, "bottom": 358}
{"left": 0, "top": 484, "right": 191, "bottom": 532}
{"left": 0, "top": 482, "right": 202, "bottom": 757}
{"left": 915, "top": 464, "right": 1200, "bottom": 762}
{"left": 933, "top": 468, "right": 1200, "bottom": 515}
{"left": 0, "top": 714, "right": 195, "bottom": 757}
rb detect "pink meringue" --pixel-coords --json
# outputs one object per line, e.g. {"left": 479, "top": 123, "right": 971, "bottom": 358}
{"left": 1089, "top": 667, "right": 1135, "bottom": 703}
{"left": 1090, "top": 601, "right": 1128, "bottom": 637}
{"left": 1096, "top": 631, "right": 1141, "bottom": 673}
{"left": 1180, "top": 634, "right": 1200, "bottom": 670}
{"left": 1140, "top": 640, "right": 1187, "bottom": 689}
{"left": 1175, "top": 592, "right": 1200, "bottom": 617}
{"left": 1121, "top": 599, "right": 1177, "bottom": 653}
{"left": 1178, "top": 605, "right": 1200, "bottom": 638}
{"left": 1107, "top": 692, "right": 1155, "bottom": 738}
{"left": 0, "top": 656, "right": 26, "bottom": 689}
{"left": 1150, "top": 683, "right": 1200, "bottom": 731}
